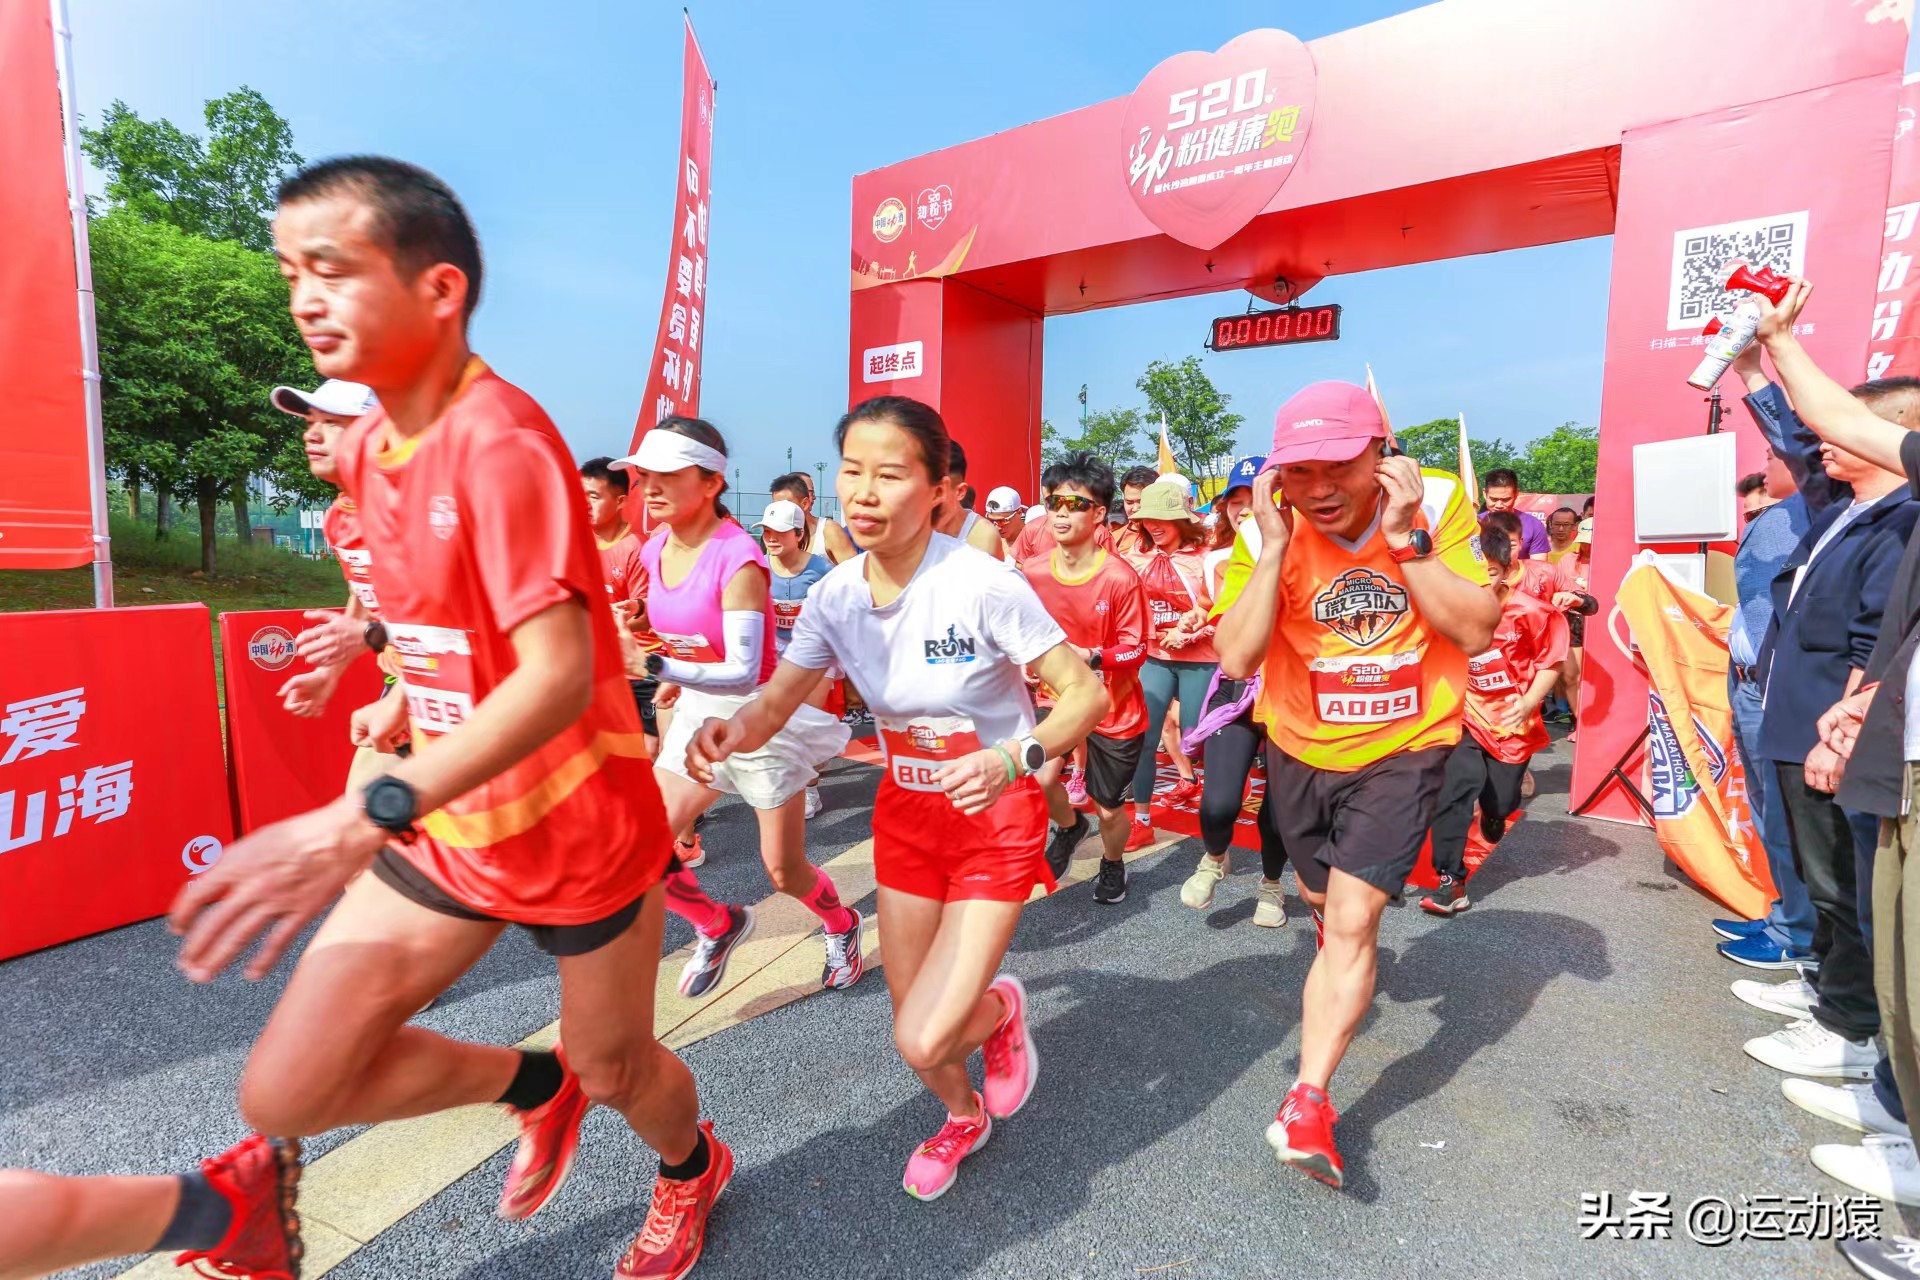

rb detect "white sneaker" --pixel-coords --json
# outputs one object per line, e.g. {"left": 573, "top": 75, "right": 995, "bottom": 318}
{"left": 1180, "top": 854, "right": 1228, "bottom": 910}
{"left": 1253, "top": 879, "right": 1287, "bottom": 928}
{"left": 1812, "top": 1134, "right": 1920, "bottom": 1206}
{"left": 1731, "top": 975, "right": 1818, "bottom": 1018}
{"left": 1783, "top": 1079, "right": 1912, "bottom": 1138}
{"left": 1744, "top": 1017, "right": 1877, "bottom": 1080}
{"left": 804, "top": 785, "right": 823, "bottom": 819}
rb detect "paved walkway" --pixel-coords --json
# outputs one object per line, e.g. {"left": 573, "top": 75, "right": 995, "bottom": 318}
{"left": 0, "top": 735, "right": 1896, "bottom": 1278}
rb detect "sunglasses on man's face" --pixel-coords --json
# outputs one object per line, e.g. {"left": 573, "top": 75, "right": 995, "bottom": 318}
{"left": 1045, "top": 494, "right": 1100, "bottom": 514}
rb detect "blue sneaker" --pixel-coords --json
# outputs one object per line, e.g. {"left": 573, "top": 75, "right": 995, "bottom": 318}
{"left": 1717, "top": 933, "right": 1816, "bottom": 970}
{"left": 1712, "top": 917, "right": 1771, "bottom": 942}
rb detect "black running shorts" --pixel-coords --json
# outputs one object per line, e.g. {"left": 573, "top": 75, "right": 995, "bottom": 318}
{"left": 1259, "top": 740, "right": 1453, "bottom": 899}
{"left": 1082, "top": 730, "right": 1145, "bottom": 812}
{"left": 630, "top": 676, "right": 659, "bottom": 734}
{"left": 372, "top": 846, "right": 646, "bottom": 957}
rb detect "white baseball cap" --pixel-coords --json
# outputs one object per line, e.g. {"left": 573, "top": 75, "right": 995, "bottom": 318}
{"left": 755, "top": 499, "right": 807, "bottom": 533}
{"left": 271, "top": 380, "right": 376, "bottom": 417}
{"left": 985, "top": 486, "right": 1023, "bottom": 517}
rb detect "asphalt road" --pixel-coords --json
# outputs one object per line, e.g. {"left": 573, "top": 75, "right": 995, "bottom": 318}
{"left": 0, "top": 735, "right": 1896, "bottom": 1279}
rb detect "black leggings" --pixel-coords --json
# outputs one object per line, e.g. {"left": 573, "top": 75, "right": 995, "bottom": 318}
{"left": 1195, "top": 681, "right": 1288, "bottom": 880}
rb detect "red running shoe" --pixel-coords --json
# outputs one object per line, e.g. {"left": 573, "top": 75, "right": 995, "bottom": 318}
{"left": 1266, "top": 1082, "right": 1343, "bottom": 1188}
{"left": 617, "top": 1122, "right": 735, "bottom": 1280}
{"left": 1165, "top": 777, "right": 1202, "bottom": 804}
{"left": 175, "top": 1134, "right": 303, "bottom": 1280}
{"left": 1123, "top": 818, "right": 1155, "bottom": 852}
{"left": 674, "top": 835, "right": 705, "bottom": 870}
{"left": 497, "top": 1049, "right": 590, "bottom": 1220}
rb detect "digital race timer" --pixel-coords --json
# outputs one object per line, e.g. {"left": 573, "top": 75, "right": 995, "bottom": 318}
{"left": 1206, "top": 303, "right": 1342, "bottom": 352}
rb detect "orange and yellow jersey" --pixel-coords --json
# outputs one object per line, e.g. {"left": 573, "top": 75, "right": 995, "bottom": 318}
{"left": 335, "top": 357, "right": 669, "bottom": 924}
{"left": 1212, "top": 467, "right": 1488, "bottom": 772}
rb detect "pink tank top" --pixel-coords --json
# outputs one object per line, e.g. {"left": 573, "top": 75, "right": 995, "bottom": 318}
{"left": 640, "top": 521, "right": 778, "bottom": 684}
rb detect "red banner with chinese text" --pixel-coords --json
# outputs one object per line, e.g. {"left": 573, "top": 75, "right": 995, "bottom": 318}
{"left": 0, "top": 0, "right": 92, "bottom": 569}
{"left": 1866, "top": 77, "right": 1920, "bottom": 381}
{"left": 0, "top": 605, "right": 232, "bottom": 960}
{"left": 219, "top": 608, "right": 385, "bottom": 834}
{"left": 626, "top": 16, "right": 714, "bottom": 507}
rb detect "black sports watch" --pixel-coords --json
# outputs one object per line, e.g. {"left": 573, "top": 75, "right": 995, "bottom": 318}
{"left": 1388, "top": 529, "right": 1434, "bottom": 563}
{"left": 1086, "top": 648, "right": 1103, "bottom": 671}
{"left": 364, "top": 620, "right": 389, "bottom": 653}
{"left": 645, "top": 653, "right": 667, "bottom": 677}
{"left": 362, "top": 775, "right": 419, "bottom": 836}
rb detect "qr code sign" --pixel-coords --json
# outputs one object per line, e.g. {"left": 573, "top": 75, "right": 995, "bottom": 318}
{"left": 1667, "top": 211, "right": 1808, "bottom": 330}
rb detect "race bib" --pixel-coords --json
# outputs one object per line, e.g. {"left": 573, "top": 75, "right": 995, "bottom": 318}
{"left": 388, "top": 622, "right": 476, "bottom": 737}
{"left": 772, "top": 598, "right": 803, "bottom": 632}
{"left": 1467, "top": 647, "right": 1519, "bottom": 695}
{"left": 877, "top": 714, "right": 984, "bottom": 793}
{"left": 653, "top": 629, "right": 720, "bottom": 662}
{"left": 1310, "top": 650, "right": 1422, "bottom": 724}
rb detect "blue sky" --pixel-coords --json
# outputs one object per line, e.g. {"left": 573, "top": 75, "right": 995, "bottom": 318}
{"left": 69, "top": 1, "right": 1915, "bottom": 485}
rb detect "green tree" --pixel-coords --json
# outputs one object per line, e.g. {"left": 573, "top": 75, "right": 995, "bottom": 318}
{"left": 89, "top": 210, "right": 316, "bottom": 573}
{"left": 1136, "top": 357, "right": 1242, "bottom": 484}
{"left": 81, "top": 88, "right": 302, "bottom": 253}
{"left": 1042, "top": 406, "right": 1149, "bottom": 474}
{"left": 1394, "top": 416, "right": 1521, "bottom": 481}
{"left": 1517, "top": 421, "right": 1600, "bottom": 493}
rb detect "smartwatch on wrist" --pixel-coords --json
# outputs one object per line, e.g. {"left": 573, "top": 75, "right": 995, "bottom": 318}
{"left": 364, "top": 620, "right": 389, "bottom": 653}
{"left": 1086, "top": 648, "right": 1103, "bottom": 671}
{"left": 1014, "top": 734, "right": 1046, "bottom": 777}
{"left": 362, "top": 775, "right": 419, "bottom": 836}
{"left": 645, "top": 653, "right": 667, "bottom": 677}
{"left": 1387, "top": 529, "right": 1434, "bottom": 563}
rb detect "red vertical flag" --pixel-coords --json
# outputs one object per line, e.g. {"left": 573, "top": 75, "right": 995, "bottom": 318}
{"left": 629, "top": 17, "right": 715, "bottom": 453}
{"left": 0, "top": 0, "right": 92, "bottom": 569}
{"left": 1866, "top": 76, "right": 1920, "bottom": 381}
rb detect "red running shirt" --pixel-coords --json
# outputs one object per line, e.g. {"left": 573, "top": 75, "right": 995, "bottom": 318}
{"left": 1018, "top": 549, "right": 1150, "bottom": 738}
{"left": 324, "top": 496, "right": 381, "bottom": 617}
{"left": 335, "top": 358, "right": 669, "bottom": 924}
{"left": 1464, "top": 589, "right": 1571, "bottom": 763}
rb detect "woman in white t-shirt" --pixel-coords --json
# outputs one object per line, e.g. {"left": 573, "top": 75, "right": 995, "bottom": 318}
{"left": 686, "top": 395, "right": 1108, "bottom": 1203}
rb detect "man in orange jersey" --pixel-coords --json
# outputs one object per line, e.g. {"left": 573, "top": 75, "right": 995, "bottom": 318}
{"left": 164, "top": 157, "right": 728, "bottom": 1280}
{"left": 583, "top": 455, "right": 663, "bottom": 755}
{"left": 1017, "top": 452, "right": 1151, "bottom": 901}
{"left": 1214, "top": 380, "right": 1497, "bottom": 1191}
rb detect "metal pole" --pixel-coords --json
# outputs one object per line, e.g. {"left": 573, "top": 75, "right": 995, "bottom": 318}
{"left": 51, "top": 0, "right": 113, "bottom": 607}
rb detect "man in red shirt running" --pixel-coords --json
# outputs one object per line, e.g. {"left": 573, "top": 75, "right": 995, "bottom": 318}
{"left": 1018, "top": 453, "right": 1151, "bottom": 902}
{"left": 584, "top": 455, "right": 662, "bottom": 755}
{"left": 157, "top": 157, "right": 725, "bottom": 1280}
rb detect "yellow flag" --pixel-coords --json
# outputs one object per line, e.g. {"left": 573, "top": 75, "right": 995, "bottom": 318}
{"left": 1458, "top": 412, "right": 1479, "bottom": 506}
{"left": 1157, "top": 413, "right": 1178, "bottom": 474}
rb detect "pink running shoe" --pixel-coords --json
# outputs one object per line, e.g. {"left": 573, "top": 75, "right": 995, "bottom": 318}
{"left": 1064, "top": 770, "right": 1088, "bottom": 809}
{"left": 497, "top": 1048, "right": 590, "bottom": 1220}
{"left": 981, "top": 975, "right": 1037, "bottom": 1119}
{"left": 902, "top": 1096, "right": 992, "bottom": 1201}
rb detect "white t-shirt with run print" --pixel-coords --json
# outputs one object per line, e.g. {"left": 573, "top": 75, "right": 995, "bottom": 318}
{"left": 784, "top": 533, "right": 1065, "bottom": 791}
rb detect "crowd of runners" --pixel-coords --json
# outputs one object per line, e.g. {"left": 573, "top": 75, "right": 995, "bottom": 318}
{"left": 8, "top": 150, "right": 1920, "bottom": 1280}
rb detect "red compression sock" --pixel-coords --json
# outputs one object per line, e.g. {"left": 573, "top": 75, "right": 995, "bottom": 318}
{"left": 664, "top": 867, "right": 732, "bottom": 938}
{"left": 799, "top": 869, "right": 857, "bottom": 935}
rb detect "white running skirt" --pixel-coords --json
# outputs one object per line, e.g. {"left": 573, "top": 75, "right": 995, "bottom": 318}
{"left": 656, "top": 687, "right": 851, "bottom": 810}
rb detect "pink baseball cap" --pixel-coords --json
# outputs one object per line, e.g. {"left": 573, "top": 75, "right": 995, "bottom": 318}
{"left": 1268, "top": 381, "right": 1387, "bottom": 465}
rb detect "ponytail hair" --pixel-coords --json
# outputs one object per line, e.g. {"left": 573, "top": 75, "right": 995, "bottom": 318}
{"left": 835, "top": 395, "right": 950, "bottom": 484}
{"left": 655, "top": 415, "right": 731, "bottom": 519}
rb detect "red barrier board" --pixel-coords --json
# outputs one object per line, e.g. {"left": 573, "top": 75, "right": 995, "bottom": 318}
{"left": 219, "top": 608, "right": 384, "bottom": 834}
{"left": 0, "top": 604, "right": 231, "bottom": 959}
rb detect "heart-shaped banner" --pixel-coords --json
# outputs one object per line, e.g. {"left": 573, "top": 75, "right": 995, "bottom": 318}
{"left": 916, "top": 185, "right": 953, "bottom": 231}
{"left": 1119, "top": 29, "right": 1317, "bottom": 251}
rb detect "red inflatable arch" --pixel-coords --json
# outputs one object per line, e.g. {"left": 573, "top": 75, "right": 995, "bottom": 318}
{"left": 845, "top": 0, "right": 1907, "bottom": 825}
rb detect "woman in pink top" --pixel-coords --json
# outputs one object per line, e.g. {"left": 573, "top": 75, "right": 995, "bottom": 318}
{"left": 619, "top": 417, "right": 857, "bottom": 1002}
{"left": 1121, "top": 480, "right": 1217, "bottom": 839}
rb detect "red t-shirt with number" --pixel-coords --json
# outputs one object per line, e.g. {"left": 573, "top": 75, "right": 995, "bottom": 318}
{"left": 1019, "top": 549, "right": 1150, "bottom": 738}
{"left": 324, "top": 496, "right": 381, "bottom": 617}
{"left": 335, "top": 358, "right": 669, "bottom": 923}
{"left": 1464, "top": 589, "right": 1570, "bottom": 763}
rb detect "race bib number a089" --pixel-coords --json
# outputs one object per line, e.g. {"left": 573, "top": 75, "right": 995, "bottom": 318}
{"left": 1310, "top": 650, "right": 1422, "bottom": 724}
{"left": 877, "top": 714, "right": 984, "bottom": 793}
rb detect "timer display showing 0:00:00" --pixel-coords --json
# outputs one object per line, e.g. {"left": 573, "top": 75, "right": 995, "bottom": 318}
{"left": 1210, "top": 305, "right": 1342, "bottom": 350}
